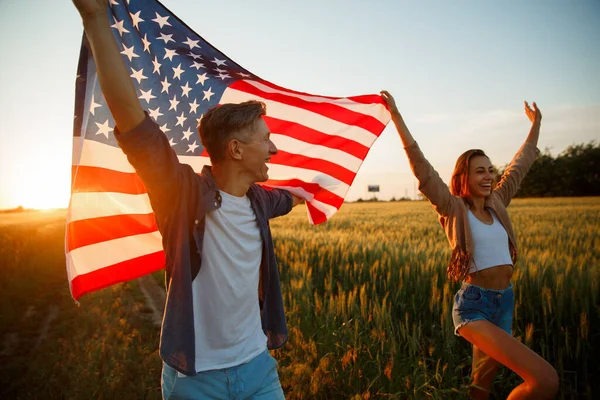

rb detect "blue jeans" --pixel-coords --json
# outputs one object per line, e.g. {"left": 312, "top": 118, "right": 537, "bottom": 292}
{"left": 161, "top": 350, "right": 285, "bottom": 400}
{"left": 452, "top": 282, "right": 514, "bottom": 336}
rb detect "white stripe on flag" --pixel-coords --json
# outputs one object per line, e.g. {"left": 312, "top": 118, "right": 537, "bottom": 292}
{"left": 270, "top": 134, "right": 362, "bottom": 172}
{"left": 67, "top": 231, "right": 163, "bottom": 277}
{"left": 221, "top": 87, "right": 379, "bottom": 147}
{"left": 68, "top": 192, "right": 154, "bottom": 222}
{"left": 242, "top": 80, "right": 390, "bottom": 124}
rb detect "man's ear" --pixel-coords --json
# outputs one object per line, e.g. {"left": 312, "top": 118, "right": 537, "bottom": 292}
{"left": 228, "top": 139, "right": 243, "bottom": 160}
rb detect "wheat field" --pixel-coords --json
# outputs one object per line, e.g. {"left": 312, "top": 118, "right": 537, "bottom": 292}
{"left": 0, "top": 198, "right": 598, "bottom": 399}
{"left": 270, "top": 198, "right": 599, "bottom": 399}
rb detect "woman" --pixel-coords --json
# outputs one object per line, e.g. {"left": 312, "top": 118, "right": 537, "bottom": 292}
{"left": 381, "top": 91, "right": 558, "bottom": 399}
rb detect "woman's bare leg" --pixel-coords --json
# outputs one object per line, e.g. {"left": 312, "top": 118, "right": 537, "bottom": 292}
{"left": 459, "top": 320, "right": 558, "bottom": 400}
{"left": 470, "top": 345, "right": 501, "bottom": 400}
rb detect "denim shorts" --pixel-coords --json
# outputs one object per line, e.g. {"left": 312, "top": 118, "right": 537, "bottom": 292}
{"left": 161, "top": 349, "right": 284, "bottom": 400}
{"left": 452, "top": 282, "right": 514, "bottom": 336}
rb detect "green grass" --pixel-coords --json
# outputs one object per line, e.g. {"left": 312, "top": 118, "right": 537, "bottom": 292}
{"left": 0, "top": 220, "right": 162, "bottom": 399}
{"left": 0, "top": 198, "right": 598, "bottom": 399}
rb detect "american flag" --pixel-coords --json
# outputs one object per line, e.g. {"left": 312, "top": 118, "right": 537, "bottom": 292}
{"left": 67, "top": 0, "right": 390, "bottom": 300}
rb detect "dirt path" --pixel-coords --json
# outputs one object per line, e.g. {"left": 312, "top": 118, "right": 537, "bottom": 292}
{"left": 137, "top": 275, "right": 166, "bottom": 327}
{"left": 0, "top": 209, "right": 166, "bottom": 359}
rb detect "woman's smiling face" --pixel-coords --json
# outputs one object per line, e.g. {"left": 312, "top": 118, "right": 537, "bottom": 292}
{"left": 467, "top": 155, "right": 495, "bottom": 198}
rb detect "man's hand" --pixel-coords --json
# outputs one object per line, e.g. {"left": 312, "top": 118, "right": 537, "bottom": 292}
{"left": 380, "top": 90, "right": 400, "bottom": 116}
{"left": 291, "top": 194, "right": 304, "bottom": 207}
{"left": 72, "top": 0, "right": 108, "bottom": 20}
{"left": 72, "top": 0, "right": 145, "bottom": 132}
{"left": 524, "top": 101, "right": 542, "bottom": 125}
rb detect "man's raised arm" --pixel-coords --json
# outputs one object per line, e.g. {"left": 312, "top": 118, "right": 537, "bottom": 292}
{"left": 73, "top": 0, "right": 145, "bottom": 132}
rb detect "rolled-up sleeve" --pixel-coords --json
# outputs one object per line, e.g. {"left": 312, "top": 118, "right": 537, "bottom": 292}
{"left": 260, "top": 187, "right": 293, "bottom": 219}
{"left": 115, "top": 112, "right": 187, "bottom": 216}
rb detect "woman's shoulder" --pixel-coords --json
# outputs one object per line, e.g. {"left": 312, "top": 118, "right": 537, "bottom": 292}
{"left": 485, "top": 191, "right": 509, "bottom": 210}
{"left": 438, "top": 195, "right": 468, "bottom": 221}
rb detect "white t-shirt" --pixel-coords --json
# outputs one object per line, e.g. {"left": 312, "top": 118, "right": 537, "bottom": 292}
{"left": 190, "top": 190, "right": 267, "bottom": 373}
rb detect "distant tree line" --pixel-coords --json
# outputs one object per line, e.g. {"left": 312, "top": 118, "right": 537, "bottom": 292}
{"left": 350, "top": 141, "right": 599, "bottom": 203}
{"left": 0, "top": 206, "right": 29, "bottom": 214}
{"left": 501, "top": 141, "right": 600, "bottom": 197}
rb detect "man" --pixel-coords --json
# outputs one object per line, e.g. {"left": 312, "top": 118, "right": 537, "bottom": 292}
{"left": 72, "top": 0, "right": 303, "bottom": 398}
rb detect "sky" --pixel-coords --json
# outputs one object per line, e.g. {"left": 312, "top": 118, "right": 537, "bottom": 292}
{"left": 0, "top": 0, "right": 599, "bottom": 209}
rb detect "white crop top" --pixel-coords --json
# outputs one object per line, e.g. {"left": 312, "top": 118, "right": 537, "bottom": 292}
{"left": 467, "top": 209, "right": 513, "bottom": 274}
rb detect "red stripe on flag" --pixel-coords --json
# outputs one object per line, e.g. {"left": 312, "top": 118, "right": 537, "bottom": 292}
{"left": 255, "top": 80, "right": 387, "bottom": 106}
{"left": 263, "top": 116, "right": 368, "bottom": 160}
{"left": 232, "top": 80, "right": 385, "bottom": 135}
{"left": 72, "top": 165, "right": 147, "bottom": 194}
{"left": 70, "top": 250, "right": 165, "bottom": 300}
{"left": 306, "top": 201, "right": 328, "bottom": 225}
{"left": 270, "top": 151, "right": 355, "bottom": 186}
{"left": 67, "top": 213, "right": 158, "bottom": 251}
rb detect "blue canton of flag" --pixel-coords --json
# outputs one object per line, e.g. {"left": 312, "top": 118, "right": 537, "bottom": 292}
{"left": 74, "top": 0, "right": 257, "bottom": 156}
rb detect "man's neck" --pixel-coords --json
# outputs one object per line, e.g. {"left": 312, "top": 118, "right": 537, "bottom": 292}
{"left": 211, "top": 164, "right": 251, "bottom": 197}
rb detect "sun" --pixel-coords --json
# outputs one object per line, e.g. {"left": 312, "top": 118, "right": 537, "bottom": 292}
{"left": 13, "top": 181, "right": 70, "bottom": 210}
{"left": 1, "top": 140, "right": 73, "bottom": 210}
{"left": 5, "top": 167, "right": 71, "bottom": 210}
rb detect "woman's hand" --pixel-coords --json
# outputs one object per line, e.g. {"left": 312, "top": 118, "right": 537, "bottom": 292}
{"left": 380, "top": 90, "right": 415, "bottom": 147}
{"left": 524, "top": 101, "right": 542, "bottom": 125}
{"left": 381, "top": 90, "right": 400, "bottom": 116}
{"left": 72, "top": 0, "right": 108, "bottom": 20}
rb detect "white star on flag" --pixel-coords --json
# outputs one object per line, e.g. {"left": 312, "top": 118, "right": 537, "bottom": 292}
{"left": 111, "top": 18, "right": 130, "bottom": 36}
{"left": 176, "top": 112, "right": 187, "bottom": 127}
{"left": 181, "top": 83, "right": 192, "bottom": 97}
{"left": 95, "top": 120, "right": 113, "bottom": 138}
{"left": 164, "top": 48, "right": 177, "bottom": 61}
{"left": 152, "top": 12, "right": 171, "bottom": 28}
{"left": 202, "top": 87, "right": 214, "bottom": 101}
{"left": 138, "top": 88, "right": 156, "bottom": 103}
{"left": 148, "top": 107, "right": 163, "bottom": 121}
{"left": 182, "top": 127, "right": 194, "bottom": 140}
{"left": 187, "top": 140, "right": 199, "bottom": 153}
{"left": 121, "top": 44, "right": 139, "bottom": 61}
{"left": 157, "top": 33, "right": 175, "bottom": 44}
{"left": 161, "top": 76, "right": 171, "bottom": 94}
{"left": 89, "top": 95, "right": 101, "bottom": 116}
{"left": 142, "top": 34, "right": 152, "bottom": 53}
{"left": 189, "top": 99, "right": 199, "bottom": 113}
{"left": 169, "top": 95, "right": 180, "bottom": 111}
{"left": 183, "top": 37, "right": 200, "bottom": 49}
{"left": 130, "top": 11, "right": 144, "bottom": 29}
{"left": 130, "top": 68, "right": 147, "bottom": 84}
{"left": 172, "top": 64, "right": 184, "bottom": 80}
{"left": 211, "top": 57, "right": 227, "bottom": 66}
{"left": 196, "top": 73, "right": 208, "bottom": 85}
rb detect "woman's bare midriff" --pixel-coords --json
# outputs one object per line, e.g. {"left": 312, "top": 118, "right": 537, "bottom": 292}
{"left": 465, "top": 264, "right": 513, "bottom": 290}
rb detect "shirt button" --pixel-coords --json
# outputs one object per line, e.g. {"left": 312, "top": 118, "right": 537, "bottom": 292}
{"left": 194, "top": 220, "right": 199, "bottom": 225}
{"left": 214, "top": 201, "right": 218, "bottom": 207}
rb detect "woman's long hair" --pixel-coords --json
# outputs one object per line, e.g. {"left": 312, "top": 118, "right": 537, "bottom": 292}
{"left": 449, "top": 149, "right": 491, "bottom": 199}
